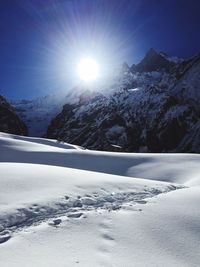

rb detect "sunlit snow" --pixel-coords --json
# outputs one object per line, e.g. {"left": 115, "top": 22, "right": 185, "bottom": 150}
{"left": 0, "top": 132, "right": 200, "bottom": 266}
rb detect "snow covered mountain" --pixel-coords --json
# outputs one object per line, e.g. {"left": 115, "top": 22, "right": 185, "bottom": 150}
{"left": 7, "top": 48, "right": 199, "bottom": 153}
{"left": 171, "top": 53, "right": 200, "bottom": 109}
{"left": 0, "top": 132, "right": 200, "bottom": 266}
{"left": 46, "top": 49, "right": 200, "bottom": 153}
{"left": 0, "top": 95, "right": 27, "bottom": 136}
{"left": 11, "top": 94, "right": 67, "bottom": 137}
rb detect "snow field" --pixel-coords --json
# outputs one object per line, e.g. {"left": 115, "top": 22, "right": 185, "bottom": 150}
{"left": 0, "top": 132, "right": 200, "bottom": 266}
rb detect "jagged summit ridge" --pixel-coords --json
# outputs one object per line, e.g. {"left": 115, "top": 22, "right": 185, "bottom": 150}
{"left": 45, "top": 50, "right": 200, "bottom": 153}
{"left": 5, "top": 48, "right": 199, "bottom": 153}
{"left": 131, "top": 48, "right": 176, "bottom": 73}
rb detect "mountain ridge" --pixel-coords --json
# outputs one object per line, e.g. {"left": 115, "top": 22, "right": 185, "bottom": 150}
{"left": 45, "top": 50, "right": 200, "bottom": 153}
{"left": 3, "top": 48, "right": 199, "bottom": 153}
{"left": 0, "top": 95, "right": 27, "bottom": 136}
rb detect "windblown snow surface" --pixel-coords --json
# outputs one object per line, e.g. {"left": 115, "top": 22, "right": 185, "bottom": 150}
{"left": 0, "top": 132, "right": 200, "bottom": 267}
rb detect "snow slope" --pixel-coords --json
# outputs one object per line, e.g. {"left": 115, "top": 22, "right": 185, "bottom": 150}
{"left": 0, "top": 132, "right": 200, "bottom": 266}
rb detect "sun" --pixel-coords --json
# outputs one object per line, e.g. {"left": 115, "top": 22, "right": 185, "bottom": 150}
{"left": 77, "top": 57, "right": 99, "bottom": 82}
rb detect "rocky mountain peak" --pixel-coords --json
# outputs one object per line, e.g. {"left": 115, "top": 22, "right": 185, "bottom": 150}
{"left": 45, "top": 49, "right": 200, "bottom": 153}
{"left": 146, "top": 48, "right": 159, "bottom": 57}
{"left": 131, "top": 48, "right": 176, "bottom": 73}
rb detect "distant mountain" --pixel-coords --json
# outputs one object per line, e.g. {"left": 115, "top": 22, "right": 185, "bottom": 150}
{"left": 0, "top": 95, "right": 27, "bottom": 135}
{"left": 11, "top": 94, "right": 67, "bottom": 137}
{"left": 46, "top": 49, "right": 200, "bottom": 153}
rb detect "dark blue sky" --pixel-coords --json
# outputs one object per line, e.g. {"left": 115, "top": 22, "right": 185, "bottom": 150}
{"left": 0, "top": 0, "right": 200, "bottom": 99}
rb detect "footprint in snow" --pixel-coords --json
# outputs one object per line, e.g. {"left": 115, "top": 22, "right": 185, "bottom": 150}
{"left": 102, "top": 233, "right": 115, "bottom": 241}
{"left": 96, "top": 217, "right": 116, "bottom": 267}
{"left": 0, "top": 230, "right": 11, "bottom": 244}
{"left": 136, "top": 200, "right": 147, "bottom": 204}
{"left": 0, "top": 225, "right": 4, "bottom": 232}
{"left": 99, "top": 218, "right": 115, "bottom": 244}
{"left": 48, "top": 218, "right": 62, "bottom": 227}
{"left": 67, "top": 212, "right": 83, "bottom": 218}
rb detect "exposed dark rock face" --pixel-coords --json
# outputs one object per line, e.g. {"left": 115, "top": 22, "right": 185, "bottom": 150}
{"left": 45, "top": 49, "right": 200, "bottom": 153}
{"left": 131, "top": 48, "right": 175, "bottom": 73}
{"left": 0, "top": 95, "right": 28, "bottom": 135}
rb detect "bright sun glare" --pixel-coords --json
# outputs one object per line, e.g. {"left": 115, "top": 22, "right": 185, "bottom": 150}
{"left": 77, "top": 57, "right": 99, "bottom": 82}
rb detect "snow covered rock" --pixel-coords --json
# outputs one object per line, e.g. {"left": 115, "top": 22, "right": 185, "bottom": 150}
{"left": 171, "top": 53, "right": 200, "bottom": 110}
{"left": 46, "top": 51, "right": 200, "bottom": 152}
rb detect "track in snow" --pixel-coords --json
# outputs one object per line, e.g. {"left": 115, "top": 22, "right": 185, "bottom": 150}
{"left": 0, "top": 184, "right": 183, "bottom": 244}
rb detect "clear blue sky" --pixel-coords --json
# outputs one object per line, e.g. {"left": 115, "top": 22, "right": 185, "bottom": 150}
{"left": 0, "top": 0, "right": 200, "bottom": 99}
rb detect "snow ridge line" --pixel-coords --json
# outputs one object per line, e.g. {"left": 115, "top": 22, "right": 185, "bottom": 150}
{"left": 0, "top": 184, "right": 184, "bottom": 244}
